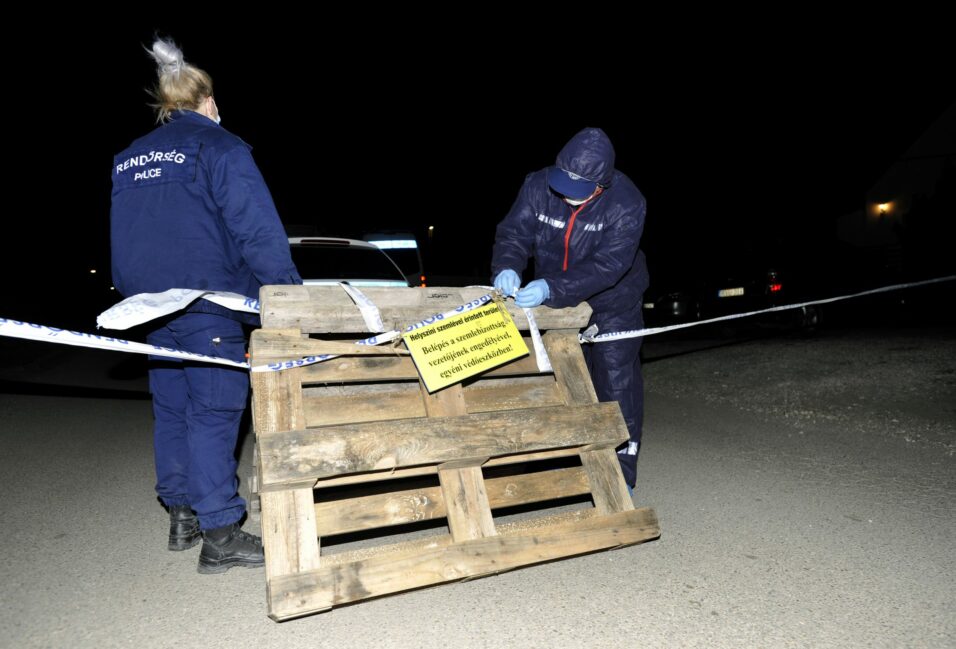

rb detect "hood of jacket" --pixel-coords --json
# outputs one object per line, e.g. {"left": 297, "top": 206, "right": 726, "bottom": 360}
{"left": 555, "top": 127, "right": 616, "bottom": 187}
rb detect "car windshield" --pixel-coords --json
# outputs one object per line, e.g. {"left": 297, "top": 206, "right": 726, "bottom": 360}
{"left": 290, "top": 244, "right": 407, "bottom": 282}
{"left": 376, "top": 248, "right": 419, "bottom": 277}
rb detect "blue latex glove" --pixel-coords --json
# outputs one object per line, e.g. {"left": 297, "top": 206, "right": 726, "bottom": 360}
{"left": 515, "top": 279, "right": 549, "bottom": 308}
{"left": 493, "top": 269, "right": 521, "bottom": 297}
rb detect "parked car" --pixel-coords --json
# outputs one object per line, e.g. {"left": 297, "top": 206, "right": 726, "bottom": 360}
{"left": 288, "top": 237, "right": 410, "bottom": 287}
{"left": 698, "top": 267, "right": 785, "bottom": 318}
{"left": 643, "top": 266, "right": 818, "bottom": 332}
{"left": 642, "top": 285, "right": 701, "bottom": 323}
{"left": 363, "top": 231, "right": 426, "bottom": 287}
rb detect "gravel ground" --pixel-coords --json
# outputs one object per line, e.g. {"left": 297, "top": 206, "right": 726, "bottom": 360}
{"left": 1, "top": 319, "right": 954, "bottom": 648}
{"left": 645, "top": 326, "right": 956, "bottom": 455}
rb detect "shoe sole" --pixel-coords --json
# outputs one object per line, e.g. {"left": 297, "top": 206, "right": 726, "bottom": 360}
{"left": 197, "top": 558, "right": 265, "bottom": 574}
{"left": 168, "top": 535, "right": 201, "bottom": 551}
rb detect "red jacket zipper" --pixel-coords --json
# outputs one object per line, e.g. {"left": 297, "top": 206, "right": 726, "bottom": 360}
{"left": 562, "top": 188, "right": 602, "bottom": 271}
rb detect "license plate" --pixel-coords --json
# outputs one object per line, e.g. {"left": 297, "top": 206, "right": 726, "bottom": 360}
{"left": 718, "top": 287, "right": 745, "bottom": 298}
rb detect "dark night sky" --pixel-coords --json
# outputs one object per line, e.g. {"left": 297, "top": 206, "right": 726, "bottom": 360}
{"left": 4, "top": 17, "right": 954, "bottom": 327}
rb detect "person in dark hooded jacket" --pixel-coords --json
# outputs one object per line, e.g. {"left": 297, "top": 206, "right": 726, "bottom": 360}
{"left": 491, "top": 127, "right": 648, "bottom": 488}
{"left": 110, "top": 38, "right": 301, "bottom": 573}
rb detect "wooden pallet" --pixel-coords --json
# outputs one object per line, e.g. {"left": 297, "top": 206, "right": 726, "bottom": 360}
{"left": 250, "top": 285, "right": 659, "bottom": 621}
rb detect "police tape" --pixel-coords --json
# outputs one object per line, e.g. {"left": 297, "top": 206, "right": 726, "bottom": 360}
{"left": 96, "top": 288, "right": 260, "bottom": 330}
{"left": 523, "top": 306, "right": 553, "bottom": 373}
{"left": 0, "top": 293, "right": 497, "bottom": 373}
{"left": 4, "top": 276, "right": 953, "bottom": 373}
{"left": 253, "top": 292, "right": 494, "bottom": 372}
{"left": 337, "top": 282, "right": 387, "bottom": 333}
{"left": 578, "top": 274, "right": 956, "bottom": 343}
{"left": 96, "top": 283, "right": 385, "bottom": 334}
{"left": 464, "top": 285, "right": 553, "bottom": 371}
{"left": 0, "top": 319, "right": 251, "bottom": 369}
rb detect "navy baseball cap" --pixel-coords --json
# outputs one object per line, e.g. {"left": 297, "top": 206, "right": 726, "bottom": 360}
{"left": 548, "top": 166, "right": 598, "bottom": 199}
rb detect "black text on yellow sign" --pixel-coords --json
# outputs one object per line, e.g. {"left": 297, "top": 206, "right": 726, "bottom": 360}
{"left": 403, "top": 303, "right": 529, "bottom": 393}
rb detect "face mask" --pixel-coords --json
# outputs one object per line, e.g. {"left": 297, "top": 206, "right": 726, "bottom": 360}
{"left": 564, "top": 196, "right": 589, "bottom": 206}
{"left": 214, "top": 113, "right": 221, "bottom": 125}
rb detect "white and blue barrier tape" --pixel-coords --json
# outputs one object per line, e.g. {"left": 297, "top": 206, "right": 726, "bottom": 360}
{"left": 97, "top": 288, "right": 260, "bottom": 330}
{"left": 337, "top": 282, "right": 387, "bottom": 333}
{"left": 0, "top": 289, "right": 495, "bottom": 374}
{"left": 97, "top": 283, "right": 386, "bottom": 337}
{"left": 3, "top": 276, "right": 953, "bottom": 373}
{"left": 0, "top": 319, "right": 251, "bottom": 369}
{"left": 255, "top": 292, "right": 494, "bottom": 373}
{"left": 579, "top": 274, "right": 956, "bottom": 343}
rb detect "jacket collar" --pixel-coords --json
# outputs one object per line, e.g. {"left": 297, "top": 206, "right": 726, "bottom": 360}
{"left": 169, "top": 110, "right": 219, "bottom": 127}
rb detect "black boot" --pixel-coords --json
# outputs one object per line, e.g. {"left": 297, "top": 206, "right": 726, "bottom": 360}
{"left": 197, "top": 523, "right": 265, "bottom": 574}
{"left": 168, "top": 505, "right": 200, "bottom": 551}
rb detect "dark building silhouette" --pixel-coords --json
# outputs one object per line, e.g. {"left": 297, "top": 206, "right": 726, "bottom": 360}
{"left": 836, "top": 101, "right": 955, "bottom": 282}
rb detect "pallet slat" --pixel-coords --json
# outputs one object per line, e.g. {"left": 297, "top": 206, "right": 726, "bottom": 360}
{"left": 296, "top": 340, "right": 542, "bottom": 384}
{"left": 268, "top": 507, "right": 660, "bottom": 620}
{"left": 257, "top": 402, "right": 629, "bottom": 490}
{"left": 309, "top": 447, "right": 586, "bottom": 489}
{"left": 313, "top": 466, "right": 591, "bottom": 537}
{"left": 260, "top": 285, "right": 593, "bottom": 333}
{"left": 251, "top": 366, "right": 322, "bottom": 583}
{"left": 299, "top": 375, "right": 564, "bottom": 427}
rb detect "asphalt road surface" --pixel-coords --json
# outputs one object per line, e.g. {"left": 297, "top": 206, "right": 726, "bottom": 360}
{"left": 0, "top": 317, "right": 953, "bottom": 648}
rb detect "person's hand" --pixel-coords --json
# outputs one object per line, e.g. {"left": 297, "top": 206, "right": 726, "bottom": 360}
{"left": 515, "top": 279, "right": 549, "bottom": 308}
{"left": 494, "top": 269, "right": 521, "bottom": 297}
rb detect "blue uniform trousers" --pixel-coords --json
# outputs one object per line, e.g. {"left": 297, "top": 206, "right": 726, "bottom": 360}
{"left": 583, "top": 321, "right": 644, "bottom": 488}
{"left": 146, "top": 312, "right": 249, "bottom": 530}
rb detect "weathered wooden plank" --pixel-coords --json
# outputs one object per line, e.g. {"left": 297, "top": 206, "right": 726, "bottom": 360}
{"left": 314, "top": 465, "right": 439, "bottom": 488}
{"left": 463, "top": 376, "right": 564, "bottom": 413}
{"left": 421, "top": 383, "right": 467, "bottom": 417}
{"left": 255, "top": 331, "right": 409, "bottom": 357}
{"left": 257, "top": 403, "right": 629, "bottom": 490}
{"left": 438, "top": 463, "right": 496, "bottom": 542}
{"left": 544, "top": 333, "right": 633, "bottom": 513}
{"left": 250, "top": 366, "right": 305, "bottom": 437}
{"left": 249, "top": 355, "right": 321, "bottom": 581}
{"left": 320, "top": 510, "right": 596, "bottom": 568}
{"left": 302, "top": 355, "right": 419, "bottom": 382}
{"left": 267, "top": 507, "right": 660, "bottom": 620}
{"left": 303, "top": 387, "right": 426, "bottom": 427}
{"left": 261, "top": 489, "right": 321, "bottom": 579}
{"left": 299, "top": 376, "right": 563, "bottom": 427}
{"left": 259, "top": 285, "right": 593, "bottom": 333}
{"left": 248, "top": 332, "right": 304, "bottom": 520}
{"left": 297, "top": 340, "right": 542, "bottom": 384}
{"left": 313, "top": 466, "right": 591, "bottom": 536}
{"left": 484, "top": 447, "right": 583, "bottom": 467}
{"left": 310, "top": 447, "right": 584, "bottom": 489}
{"left": 420, "top": 385, "right": 496, "bottom": 540}
{"left": 580, "top": 447, "right": 634, "bottom": 515}
{"left": 249, "top": 326, "right": 299, "bottom": 362}
{"left": 543, "top": 330, "right": 598, "bottom": 406}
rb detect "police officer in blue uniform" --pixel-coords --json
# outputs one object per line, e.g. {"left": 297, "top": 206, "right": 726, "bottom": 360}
{"left": 110, "top": 38, "right": 301, "bottom": 573}
{"left": 492, "top": 127, "right": 648, "bottom": 489}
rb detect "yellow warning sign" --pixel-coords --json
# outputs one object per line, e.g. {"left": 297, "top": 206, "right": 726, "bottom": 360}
{"left": 403, "top": 302, "right": 529, "bottom": 392}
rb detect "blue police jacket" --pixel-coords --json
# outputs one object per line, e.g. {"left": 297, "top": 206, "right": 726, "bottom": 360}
{"left": 110, "top": 110, "right": 301, "bottom": 320}
{"left": 492, "top": 128, "right": 648, "bottom": 328}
